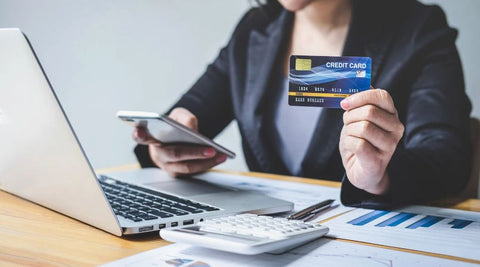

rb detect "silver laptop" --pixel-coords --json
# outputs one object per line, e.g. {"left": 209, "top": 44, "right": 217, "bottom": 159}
{"left": 0, "top": 28, "right": 293, "bottom": 236}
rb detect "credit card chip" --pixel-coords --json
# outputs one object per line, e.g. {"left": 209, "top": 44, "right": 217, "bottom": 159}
{"left": 295, "top": 58, "right": 312, "bottom": 71}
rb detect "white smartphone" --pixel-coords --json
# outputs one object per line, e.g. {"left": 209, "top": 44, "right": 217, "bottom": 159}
{"left": 117, "top": 110, "right": 236, "bottom": 159}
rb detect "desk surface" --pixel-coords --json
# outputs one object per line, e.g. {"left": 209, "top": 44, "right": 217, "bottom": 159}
{"left": 1, "top": 166, "right": 479, "bottom": 266}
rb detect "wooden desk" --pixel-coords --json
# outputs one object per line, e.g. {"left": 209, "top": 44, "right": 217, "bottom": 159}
{"left": 1, "top": 166, "right": 479, "bottom": 266}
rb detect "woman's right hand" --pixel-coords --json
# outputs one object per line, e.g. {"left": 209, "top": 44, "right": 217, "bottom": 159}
{"left": 132, "top": 107, "right": 227, "bottom": 177}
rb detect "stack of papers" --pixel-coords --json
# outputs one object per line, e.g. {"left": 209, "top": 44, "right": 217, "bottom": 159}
{"left": 101, "top": 238, "right": 477, "bottom": 267}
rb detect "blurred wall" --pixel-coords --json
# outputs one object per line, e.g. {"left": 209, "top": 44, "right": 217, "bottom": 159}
{"left": 0, "top": 0, "right": 478, "bottom": 172}
{"left": 0, "top": 0, "right": 251, "bottom": 170}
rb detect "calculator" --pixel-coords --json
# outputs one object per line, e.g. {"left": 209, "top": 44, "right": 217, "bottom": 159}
{"left": 159, "top": 214, "right": 329, "bottom": 255}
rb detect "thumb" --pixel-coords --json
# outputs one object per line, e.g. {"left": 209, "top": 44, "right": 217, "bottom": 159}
{"left": 169, "top": 108, "right": 199, "bottom": 131}
{"left": 132, "top": 126, "right": 161, "bottom": 145}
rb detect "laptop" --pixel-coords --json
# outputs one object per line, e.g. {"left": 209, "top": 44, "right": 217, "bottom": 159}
{"left": 0, "top": 28, "right": 293, "bottom": 236}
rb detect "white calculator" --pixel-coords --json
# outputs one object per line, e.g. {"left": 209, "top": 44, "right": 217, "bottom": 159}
{"left": 159, "top": 214, "right": 329, "bottom": 255}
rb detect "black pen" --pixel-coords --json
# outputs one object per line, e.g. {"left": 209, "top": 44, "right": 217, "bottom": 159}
{"left": 287, "top": 199, "right": 335, "bottom": 221}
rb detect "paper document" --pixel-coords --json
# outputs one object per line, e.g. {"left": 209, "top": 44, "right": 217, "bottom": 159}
{"left": 101, "top": 238, "right": 476, "bottom": 267}
{"left": 194, "top": 171, "right": 352, "bottom": 222}
{"left": 323, "top": 206, "right": 480, "bottom": 262}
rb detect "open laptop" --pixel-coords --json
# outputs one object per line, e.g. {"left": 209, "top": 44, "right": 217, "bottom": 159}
{"left": 0, "top": 28, "right": 293, "bottom": 236}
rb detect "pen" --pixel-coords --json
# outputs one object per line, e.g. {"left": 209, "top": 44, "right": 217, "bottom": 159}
{"left": 287, "top": 199, "right": 335, "bottom": 221}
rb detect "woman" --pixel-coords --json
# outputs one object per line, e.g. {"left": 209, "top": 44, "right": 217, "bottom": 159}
{"left": 134, "top": 0, "right": 472, "bottom": 208}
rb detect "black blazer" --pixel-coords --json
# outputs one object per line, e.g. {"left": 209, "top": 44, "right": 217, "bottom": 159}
{"left": 136, "top": 0, "right": 472, "bottom": 208}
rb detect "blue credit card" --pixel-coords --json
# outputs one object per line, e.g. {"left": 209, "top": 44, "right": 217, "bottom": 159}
{"left": 288, "top": 55, "right": 371, "bottom": 108}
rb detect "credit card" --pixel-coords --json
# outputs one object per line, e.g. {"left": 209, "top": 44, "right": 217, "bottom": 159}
{"left": 288, "top": 55, "right": 371, "bottom": 108}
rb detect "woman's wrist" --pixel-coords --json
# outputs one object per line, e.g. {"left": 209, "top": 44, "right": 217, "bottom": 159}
{"left": 364, "top": 172, "right": 391, "bottom": 196}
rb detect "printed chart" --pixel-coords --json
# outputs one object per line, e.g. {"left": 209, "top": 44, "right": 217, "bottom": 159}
{"left": 324, "top": 208, "right": 480, "bottom": 262}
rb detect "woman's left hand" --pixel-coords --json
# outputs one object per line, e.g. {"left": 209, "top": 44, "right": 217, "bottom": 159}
{"left": 339, "top": 89, "right": 404, "bottom": 195}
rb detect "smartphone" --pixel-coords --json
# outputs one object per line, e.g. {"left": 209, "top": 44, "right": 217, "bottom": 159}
{"left": 117, "top": 110, "right": 236, "bottom": 159}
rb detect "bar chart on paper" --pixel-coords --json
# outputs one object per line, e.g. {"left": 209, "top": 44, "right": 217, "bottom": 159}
{"left": 323, "top": 208, "right": 480, "bottom": 262}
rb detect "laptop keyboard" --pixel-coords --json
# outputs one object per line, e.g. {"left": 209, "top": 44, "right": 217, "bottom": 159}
{"left": 98, "top": 176, "right": 220, "bottom": 223}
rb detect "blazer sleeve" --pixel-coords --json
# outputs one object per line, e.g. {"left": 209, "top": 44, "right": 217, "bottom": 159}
{"left": 341, "top": 6, "right": 472, "bottom": 209}
{"left": 168, "top": 44, "right": 234, "bottom": 138}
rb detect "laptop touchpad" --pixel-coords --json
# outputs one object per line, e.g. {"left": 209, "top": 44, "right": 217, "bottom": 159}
{"left": 144, "top": 178, "right": 231, "bottom": 197}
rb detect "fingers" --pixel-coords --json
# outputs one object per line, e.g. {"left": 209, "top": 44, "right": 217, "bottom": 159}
{"left": 154, "top": 145, "right": 217, "bottom": 162}
{"left": 341, "top": 89, "right": 404, "bottom": 151}
{"left": 343, "top": 121, "right": 396, "bottom": 153}
{"left": 341, "top": 89, "right": 396, "bottom": 114}
{"left": 169, "top": 107, "right": 198, "bottom": 131}
{"left": 343, "top": 104, "right": 403, "bottom": 134}
{"left": 132, "top": 127, "right": 159, "bottom": 145}
{"left": 341, "top": 135, "right": 383, "bottom": 171}
{"left": 148, "top": 143, "right": 226, "bottom": 176}
{"left": 163, "top": 154, "right": 227, "bottom": 177}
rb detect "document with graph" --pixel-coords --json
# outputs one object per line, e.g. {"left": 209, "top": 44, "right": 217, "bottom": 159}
{"left": 323, "top": 206, "right": 480, "bottom": 262}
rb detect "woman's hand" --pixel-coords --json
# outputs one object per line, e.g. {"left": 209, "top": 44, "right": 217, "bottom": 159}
{"left": 132, "top": 107, "right": 227, "bottom": 177}
{"left": 339, "top": 89, "right": 404, "bottom": 195}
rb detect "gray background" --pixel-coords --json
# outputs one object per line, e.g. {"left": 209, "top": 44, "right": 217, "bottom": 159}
{"left": 0, "top": 0, "right": 478, "bottom": 172}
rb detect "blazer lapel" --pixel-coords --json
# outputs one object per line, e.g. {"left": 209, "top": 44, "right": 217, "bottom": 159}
{"left": 242, "top": 10, "right": 293, "bottom": 172}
